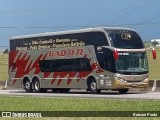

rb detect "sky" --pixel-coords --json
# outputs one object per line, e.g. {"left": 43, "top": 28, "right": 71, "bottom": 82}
{"left": 0, "top": 0, "right": 160, "bottom": 48}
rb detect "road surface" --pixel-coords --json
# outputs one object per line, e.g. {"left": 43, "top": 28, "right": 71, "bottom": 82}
{"left": 0, "top": 89, "right": 160, "bottom": 100}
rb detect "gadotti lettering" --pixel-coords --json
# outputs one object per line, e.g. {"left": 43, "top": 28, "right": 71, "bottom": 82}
{"left": 48, "top": 49, "right": 83, "bottom": 57}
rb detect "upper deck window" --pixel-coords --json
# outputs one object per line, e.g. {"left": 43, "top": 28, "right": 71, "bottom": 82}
{"left": 10, "top": 31, "right": 109, "bottom": 51}
{"left": 105, "top": 30, "right": 144, "bottom": 49}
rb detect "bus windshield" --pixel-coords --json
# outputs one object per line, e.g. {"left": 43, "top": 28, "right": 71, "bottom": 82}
{"left": 106, "top": 30, "right": 144, "bottom": 49}
{"left": 115, "top": 52, "right": 148, "bottom": 74}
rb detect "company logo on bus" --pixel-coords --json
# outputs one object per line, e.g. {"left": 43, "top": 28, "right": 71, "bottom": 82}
{"left": 48, "top": 48, "right": 83, "bottom": 57}
{"left": 121, "top": 33, "right": 131, "bottom": 40}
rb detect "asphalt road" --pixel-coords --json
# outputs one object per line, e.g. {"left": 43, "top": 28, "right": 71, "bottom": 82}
{"left": 0, "top": 80, "right": 160, "bottom": 100}
{"left": 0, "top": 89, "right": 160, "bottom": 100}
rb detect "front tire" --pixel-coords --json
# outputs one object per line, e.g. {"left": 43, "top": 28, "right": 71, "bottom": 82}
{"left": 88, "top": 78, "right": 99, "bottom": 94}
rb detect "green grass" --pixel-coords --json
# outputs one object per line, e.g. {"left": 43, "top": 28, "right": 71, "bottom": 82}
{"left": 0, "top": 96, "right": 160, "bottom": 111}
{"left": 0, "top": 96, "right": 160, "bottom": 119}
{"left": 0, "top": 54, "right": 8, "bottom": 81}
{"left": 147, "top": 47, "right": 160, "bottom": 80}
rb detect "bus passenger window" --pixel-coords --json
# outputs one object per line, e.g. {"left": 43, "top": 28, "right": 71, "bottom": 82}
{"left": 39, "top": 58, "right": 91, "bottom": 72}
{"left": 75, "top": 58, "right": 91, "bottom": 71}
{"left": 97, "top": 54, "right": 114, "bottom": 72}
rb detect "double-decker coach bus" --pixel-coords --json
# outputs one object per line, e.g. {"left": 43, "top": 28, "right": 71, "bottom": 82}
{"left": 9, "top": 27, "right": 151, "bottom": 94}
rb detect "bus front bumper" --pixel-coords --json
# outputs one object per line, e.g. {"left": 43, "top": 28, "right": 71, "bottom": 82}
{"left": 113, "top": 79, "right": 149, "bottom": 89}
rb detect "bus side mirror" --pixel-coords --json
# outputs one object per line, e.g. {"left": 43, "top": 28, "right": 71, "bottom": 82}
{"left": 152, "top": 48, "right": 156, "bottom": 59}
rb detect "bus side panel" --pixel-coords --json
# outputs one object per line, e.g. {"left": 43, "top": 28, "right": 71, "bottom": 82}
{"left": 41, "top": 72, "right": 78, "bottom": 89}
{"left": 40, "top": 46, "right": 102, "bottom": 89}
{"left": 9, "top": 50, "right": 23, "bottom": 88}
{"left": 40, "top": 46, "right": 97, "bottom": 89}
{"left": 8, "top": 45, "right": 105, "bottom": 89}
{"left": 8, "top": 50, "right": 47, "bottom": 88}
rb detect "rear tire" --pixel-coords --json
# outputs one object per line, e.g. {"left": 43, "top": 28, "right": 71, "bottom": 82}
{"left": 24, "top": 79, "right": 33, "bottom": 93}
{"left": 118, "top": 89, "right": 129, "bottom": 94}
{"left": 33, "top": 78, "right": 41, "bottom": 93}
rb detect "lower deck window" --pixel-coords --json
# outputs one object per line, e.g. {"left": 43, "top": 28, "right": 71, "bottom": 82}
{"left": 39, "top": 58, "right": 92, "bottom": 72}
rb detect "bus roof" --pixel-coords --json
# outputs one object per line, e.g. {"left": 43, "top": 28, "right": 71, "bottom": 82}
{"left": 10, "top": 27, "right": 135, "bottom": 40}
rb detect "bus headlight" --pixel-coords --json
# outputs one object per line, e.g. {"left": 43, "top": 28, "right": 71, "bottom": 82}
{"left": 99, "top": 75, "right": 104, "bottom": 79}
{"left": 143, "top": 78, "right": 149, "bottom": 83}
{"left": 99, "top": 75, "right": 104, "bottom": 85}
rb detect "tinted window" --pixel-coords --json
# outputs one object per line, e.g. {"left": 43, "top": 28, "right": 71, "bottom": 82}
{"left": 39, "top": 58, "right": 91, "bottom": 72}
{"left": 97, "top": 48, "right": 115, "bottom": 72}
{"left": 10, "top": 32, "right": 109, "bottom": 51}
{"left": 106, "top": 30, "right": 144, "bottom": 49}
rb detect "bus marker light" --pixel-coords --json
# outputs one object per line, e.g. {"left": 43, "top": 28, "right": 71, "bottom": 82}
{"left": 113, "top": 49, "right": 118, "bottom": 60}
{"left": 152, "top": 48, "right": 156, "bottom": 59}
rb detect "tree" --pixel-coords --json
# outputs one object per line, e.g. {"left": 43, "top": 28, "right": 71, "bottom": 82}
{"left": 152, "top": 41, "right": 159, "bottom": 47}
{"left": 3, "top": 49, "right": 8, "bottom": 54}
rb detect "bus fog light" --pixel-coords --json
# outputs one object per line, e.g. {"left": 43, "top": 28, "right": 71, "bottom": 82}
{"left": 143, "top": 78, "right": 148, "bottom": 82}
{"left": 116, "top": 77, "right": 127, "bottom": 83}
{"left": 100, "top": 80, "right": 104, "bottom": 85}
{"left": 120, "top": 79, "right": 127, "bottom": 83}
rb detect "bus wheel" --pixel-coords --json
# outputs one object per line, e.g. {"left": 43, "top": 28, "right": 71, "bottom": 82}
{"left": 88, "top": 78, "right": 98, "bottom": 94}
{"left": 24, "top": 79, "right": 33, "bottom": 93}
{"left": 118, "top": 89, "right": 129, "bottom": 94}
{"left": 33, "top": 78, "right": 41, "bottom": 93}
